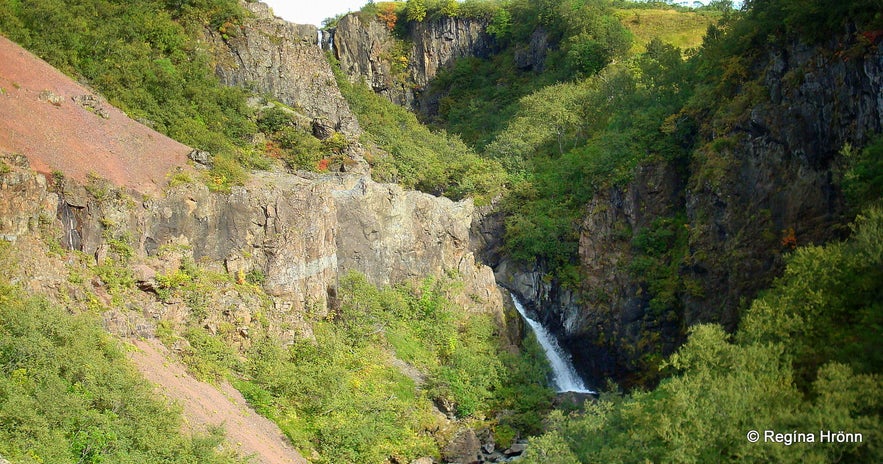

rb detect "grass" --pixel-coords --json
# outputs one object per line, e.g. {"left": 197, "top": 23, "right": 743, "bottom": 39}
{"left": 614, "top": 8, "right": 719, "bottom": 53}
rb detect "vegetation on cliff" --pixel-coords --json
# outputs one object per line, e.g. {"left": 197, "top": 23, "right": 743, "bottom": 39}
{"left": 420, "top": 0, "right": 882, "bottom": 302}
{"left": 330, "top": 55, "right": 507, "bottom": 203}
{"left": 0, "top": 0, "right": 504, "bottom": 200}
{"left": 521, "top": 205, "right": 883, "bottom": 463}
{"left": 150, "top": 261, "right": 553, "bottom": 462}
{"left": 229, "top": 273, "right": 552, "bottom": 462}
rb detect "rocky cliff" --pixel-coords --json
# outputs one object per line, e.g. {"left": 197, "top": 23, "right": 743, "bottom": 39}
{"left": 52, "top": 169, "right": 502, "bottom": 329}
{"left": 500, "top": 35, "right": 883, "bottom": 387}
{"left": 194, "top": 2, "right": 503, "bottom": 318}
{"left": 329, "top": 12, "right": 493, "bottom": 110}
{"left": 206, "top": 1, "right": 360, "bottom": 136}
{"left": 0, "top": 0, "right": 504, "bottom": 332}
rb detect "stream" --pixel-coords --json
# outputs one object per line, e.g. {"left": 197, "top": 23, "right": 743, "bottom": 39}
{"left": 511, "top": 293, "right": 595, "bottom": 394}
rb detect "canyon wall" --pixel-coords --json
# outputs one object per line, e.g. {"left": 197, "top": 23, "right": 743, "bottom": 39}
{"left": 206, "top": 1, "right": 360, "bottom": 136}
{"left": 507, "top": 36, "right": 883, "bottom": 387}
{"left": 52, "top": 170, "right": 502, "bottom": 327}
{"left": 329, "top": 12, "right": 493, "bottom": 110}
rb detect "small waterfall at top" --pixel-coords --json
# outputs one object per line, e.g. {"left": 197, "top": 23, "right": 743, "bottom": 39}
{"left": 511, "top": 293, "right": 594, "bottom": 393}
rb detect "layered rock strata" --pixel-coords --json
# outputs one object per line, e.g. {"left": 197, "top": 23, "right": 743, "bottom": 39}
{"left": 206, "top": 1, "right": 360, "bottom": 135}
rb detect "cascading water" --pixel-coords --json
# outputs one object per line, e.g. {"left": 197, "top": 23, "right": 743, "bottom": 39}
{"left": 511, "top": 293, "right": 594, "bottom": 393}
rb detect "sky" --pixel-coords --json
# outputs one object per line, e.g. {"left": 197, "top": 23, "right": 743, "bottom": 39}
{"left": 261, "top": 1, "right": 722, "bottom": 27}
{"left": 262, "top": 0, "right": 371, "bottom": 27}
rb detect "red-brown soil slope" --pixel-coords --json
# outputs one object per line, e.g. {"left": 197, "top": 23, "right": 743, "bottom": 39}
{"left": 129, "top": 339, "right": 306, "bottom": 464}
{"left": 0, "top": 35, "right": 190, "bottom": 195}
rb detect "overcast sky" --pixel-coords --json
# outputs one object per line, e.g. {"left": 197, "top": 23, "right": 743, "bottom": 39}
{"left": 262, "top": 0, "right": 371, "bottom": 27}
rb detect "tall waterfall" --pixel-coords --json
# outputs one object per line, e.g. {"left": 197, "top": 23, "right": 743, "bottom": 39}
{"left": 511, "top": 293, "right": 594, "bottom": 393}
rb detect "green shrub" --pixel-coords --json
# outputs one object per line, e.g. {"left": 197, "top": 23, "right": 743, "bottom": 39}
{"left": 840, "top": 136, "right": 883, "bottom": 212}
{"left": 524, "top": 206, "right": 883, "bottom": 463}
{"left": 0, "top": 285, "right": 242, "bottom": 463}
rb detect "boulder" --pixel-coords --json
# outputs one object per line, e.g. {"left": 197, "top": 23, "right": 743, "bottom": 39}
{"left": 187, "top": 149, "right": 212, "bottom": 168}
{"left": 503, "top": 442, "right": 526, "bottom": 456}
{"left": 311, "top": 118, "right": 336, "bottom": 140}
{"left": 442, "top": 428, "right": 481, "bottom": 464}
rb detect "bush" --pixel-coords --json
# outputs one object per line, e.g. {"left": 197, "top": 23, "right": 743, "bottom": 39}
{"left": 524, "top": 206, "right": 883, "bottom": 463}
{"left": 840, "top": 136, "right": 883, "bottom": 212}
{"left": 0, "top": 285, "right": 242, "bottom": 463}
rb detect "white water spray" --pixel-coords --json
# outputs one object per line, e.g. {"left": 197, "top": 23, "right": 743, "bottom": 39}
{"left": 511, "top": 293, "right": 594, "bottom": 394}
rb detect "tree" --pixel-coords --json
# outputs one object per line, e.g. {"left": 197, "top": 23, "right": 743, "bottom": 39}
{"left": 439, "top": 0, "right": 459, "bottom": 18}
{"left": 405, "top": 0, "right": 427, "bottom": 22}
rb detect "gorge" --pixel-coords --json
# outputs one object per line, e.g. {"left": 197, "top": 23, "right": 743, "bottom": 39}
{"left": 0, "top": 0, "right": 880, "bottom": 463}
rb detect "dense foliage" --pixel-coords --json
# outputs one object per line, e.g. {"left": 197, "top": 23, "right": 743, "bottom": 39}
{"left": 494, "top": 37, "right": 694, "bottom": 276}
{"left": 160, "top": 268, "right": 554, "bottom": 463}
{"left": 424, "top": 0, "right": 643, "bottom": 149}
{"left": 521, "top": 205, "right": 883, "bottom": 463}
{"left": 331, "top": 56, "right": 507, "bottom": 203}
{"left": 0, "top": 282, "right": 242, "bottom": 463}
{"left": 0, "top": 0, "right": 265, "bottom": 190}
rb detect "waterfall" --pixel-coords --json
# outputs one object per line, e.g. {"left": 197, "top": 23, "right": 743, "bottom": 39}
{"left": 511, "top": 293, "right": 594, "bottom": 394}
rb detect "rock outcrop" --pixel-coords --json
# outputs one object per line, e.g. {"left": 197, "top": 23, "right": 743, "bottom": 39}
{"left": 55, "top": 171, "right": 502, "bottom": 320}
{"left": 330, "top": 12, "right": 493, "bottom": 110}
{"left": 0, "top": 154, "right": 59, "bottom": 245}
{"left": 502, "top": 35, "right": 883, "bottom": 387}
{"left": 334, "top": 178, "right": 501, "bottom": 311}
{"left": 207, "top": 1, "right": 360, "bottom": 136}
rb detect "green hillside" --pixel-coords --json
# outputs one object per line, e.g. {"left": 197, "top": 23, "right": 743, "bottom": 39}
{"left": 0, "top": 282, "right": 243, "bottom": 463}
{"left": 0, "top": 0, "right": 881, "bottom": 463}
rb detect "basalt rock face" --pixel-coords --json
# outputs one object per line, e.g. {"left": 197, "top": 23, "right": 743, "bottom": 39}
{"left": 334, "top": 178, "right": 501, "bottom": 311}
{"left": 0, "top": 154, "right": 58, "bottom": 244}
{"left": 567, "top": 161, "right": 685, "bottom": 386}
{"left": 679, "top": 36, "right": 883, "bottom": 325}
{"left": 206, "top": 1, "right": 360, "bottom": 136}
{"left": 55, "top": 172, "right": 502, "bottom": 321}
{"left": 506, "top": 36, "right": 883, "bottom": 387}
{"left": 330, "top": 13, "right": 493, "bottom": 110}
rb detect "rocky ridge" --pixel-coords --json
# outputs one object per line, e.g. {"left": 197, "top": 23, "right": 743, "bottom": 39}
{"left": 206, "top": 1, "right": 360, "bottom": 136}
{"left": 50, "top": 168, "right": 504, "bottom": 338}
